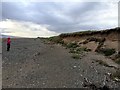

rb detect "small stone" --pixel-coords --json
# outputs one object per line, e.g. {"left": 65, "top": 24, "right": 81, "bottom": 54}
{"left": 98, "top": 72, "right": 100, "bottom": 75}
{"left": 80, "top": 74, "right": 83, "bottom": 77}
{"left": 107, "top": 72, "right": 111, "bottom": 76}
{"left": 73, "top": 66, "right": 77, "bottom": 68}
{"left": 43, "top": 82, "right": 45, "bottom": 85}
{"left": 63, "top": 85, "right": 66, "bottom": 88}
{"left": 114, "top": 77, "right": 120, "bottom": 82}
{"left": 37, "top": 52, "right": 40, "bottom": 55}
{"left": 15, "top": 84, "right": 18, "bottom": 86}
{"left": 20, "top": 69, "right": 22, "bottom": 71}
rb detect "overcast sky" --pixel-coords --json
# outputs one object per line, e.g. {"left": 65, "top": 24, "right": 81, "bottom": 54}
{"left": 0, "top": 0, "right": 119, "bottom": 38}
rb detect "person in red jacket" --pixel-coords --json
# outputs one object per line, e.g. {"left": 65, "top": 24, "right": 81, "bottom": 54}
{"left": 7, "top": 37, "right": 11, "bottom": 51}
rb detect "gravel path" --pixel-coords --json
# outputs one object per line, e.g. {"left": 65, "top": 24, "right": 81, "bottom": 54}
{"left": 2, "top": 38, "right": 120, "bottom": 88}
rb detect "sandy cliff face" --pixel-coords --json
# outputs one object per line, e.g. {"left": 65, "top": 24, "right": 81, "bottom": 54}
{"left": 60, "top": 27, "right": 120, "bottom": 52}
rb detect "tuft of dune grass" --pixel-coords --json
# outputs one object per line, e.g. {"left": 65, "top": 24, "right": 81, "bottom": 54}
{"left": 71, "top": 54, "right": 80, "bottom": 59}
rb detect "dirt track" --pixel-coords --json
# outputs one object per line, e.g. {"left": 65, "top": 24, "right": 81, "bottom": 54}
{"left": 2, "top": 38, "right": 120, "bottom": 88}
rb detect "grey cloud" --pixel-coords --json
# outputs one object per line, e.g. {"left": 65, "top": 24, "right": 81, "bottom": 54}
{"left": 2, "top": 2, "right": 117, "bottom": 33}
{"left": 65, "top": 2, "right": 100, "bottom": 19}
{"left": 0, "top": 2, "right": 2, "bottom": 19}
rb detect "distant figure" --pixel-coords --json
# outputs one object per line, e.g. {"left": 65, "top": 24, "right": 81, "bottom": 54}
{"left": 7, "top": 37, "right": 11, "bottom": 51}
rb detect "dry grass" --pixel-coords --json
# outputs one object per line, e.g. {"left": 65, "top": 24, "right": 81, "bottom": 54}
{"left": 95, "top": 60, "right": 109, "bottom": 67}
{"left": 59, "top": 27, "right": 119, "bottom": 38}
{"left": 71, "top": 54, "right": 80, "bottom": 59}
{"left": 48, "top": 36, "right": 64, "bottom": 45}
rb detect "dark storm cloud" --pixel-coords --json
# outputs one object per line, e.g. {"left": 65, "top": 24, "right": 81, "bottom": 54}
{"left": 2, "top": 1, "right": 117, "bottom": 33}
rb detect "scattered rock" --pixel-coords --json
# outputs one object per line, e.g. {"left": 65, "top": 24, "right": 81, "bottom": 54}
{"left": 114, "top": 77, "right": 120, "bottom": 82}
{"left": 73, "top": 66, "right": 77, "bottom": 68}
{"left": 37, "top": 52, "right": 41, "bottom": 56}
{"left": 15, "top": 84, "right": 18, "bottom": 86}
{"left": 19, "top": 69, "right": 22, "bottom": 72}
{"left": 83, "top": 78, "right": 110, "bottom": 90}
{"left": 63, "top": 85, "right": 67, "bottom": 88}
{"left": 43, "top": 82, "right": 45, "bottom": 85}
{"left": 24, "top": 47, "right": 27, "bottom": 49}
{"left": 6, "top": 77, "right": 9, "bottom": 80}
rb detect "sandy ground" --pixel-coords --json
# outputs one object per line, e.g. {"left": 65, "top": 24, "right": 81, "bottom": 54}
{"left": 2, "top": 38, "right": 120, "bottom": 88}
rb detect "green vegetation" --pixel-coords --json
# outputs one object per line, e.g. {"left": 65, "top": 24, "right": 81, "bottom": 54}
{"left": 76, "top": 47, "right": 91, "bottom": 52}
{"left": 69, "top": 47, "right": 91, "bottom": 60}
{"left": 48, "top": 36, "right": 64, "bottom": 44}
{"left": 69, "top": 47, "right": 91, "bottom": 54}
{"left": 69, "top": 48, "right": 81, "bottom": 54}
{"left": 59, "top": 30, "right": 97, "bottom": 38}
{"left": 66, "top": 42, "right": 90, "bottom": 60}
{"left": 111, "top": 70, "right": 120, "bottom": 82}
{"left": 69, "top": 48, "right": 78, "bottom": 53}
{"left": 97, "top": 60, "right": 109, "bottom": 67}
{"left": 115, "top": 58, "right": 120, "bottom": 64}
{"left": 66, "top": 42, "right": 91, "bottom": 60}
{"left": 98, "top": 48, "right": 116, "bottom": 56}
{"left": 59, "top": 27, "right": 118, "bottom": 38}
{"left": 99, "top": 60, "right": 109, "bottom": 67}
{"left": 71, "top": 54, "right": 80, "bottom": 59}
{"left": 66, "top": 42, "right": 79, "bottom": 48}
